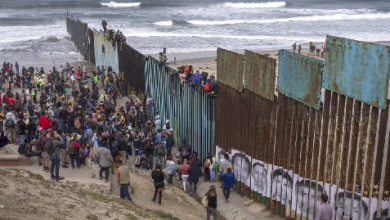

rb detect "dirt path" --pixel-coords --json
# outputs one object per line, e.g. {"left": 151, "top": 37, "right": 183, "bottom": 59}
{"left": 0, "top": 168, "right": 180, "bottom": 220}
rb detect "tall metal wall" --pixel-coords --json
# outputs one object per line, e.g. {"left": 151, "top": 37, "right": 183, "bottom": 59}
{"left": 87, "top": 28, "right": 95, "bottom": 65}
{"left": 216, "top": 43, "right": 390, "bottom": 220}
{"left": 144, "top": 57, "right": 215, "bottom": 162}
{"left": 66, "top": 17, "right": 88, "bottom": 60}
{"left": 118, "top": 43, "right": 145, "bottom": 94}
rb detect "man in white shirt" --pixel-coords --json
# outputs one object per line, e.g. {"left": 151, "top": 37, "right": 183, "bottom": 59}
{"left": 71, "top": 74, "right": 76, "bottom": 91}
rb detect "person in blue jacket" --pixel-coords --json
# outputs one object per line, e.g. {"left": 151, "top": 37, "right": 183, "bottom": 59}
{"left": 219, "top": 166, "right": 236, "bottom": 202}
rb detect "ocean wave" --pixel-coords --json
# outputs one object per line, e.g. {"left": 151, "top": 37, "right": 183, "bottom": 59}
{"left": 101, "top": 2, "right": 141, "bottom": 8}
{"left": 122, "top": 31, "right": 325, "bottom": 42}
{"left": 153, "top": 20, "right": 173, "bottom": 26}
{"left": 188, "top": 12, "right": 390, "bottom": 25}
{"left": 220, "top": 2, "right": 286, "bottom": 8}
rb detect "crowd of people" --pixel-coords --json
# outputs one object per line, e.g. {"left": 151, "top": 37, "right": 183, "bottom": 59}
{"left": 0, "top": 60, "right": 224, "bottom": 219}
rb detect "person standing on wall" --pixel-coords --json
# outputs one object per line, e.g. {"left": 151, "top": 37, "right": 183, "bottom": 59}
{"left": 292, "top": 42, "right": 297, "bottom": 53}
{"left": 298, "top": 44, "right": 302, "bottom": 54}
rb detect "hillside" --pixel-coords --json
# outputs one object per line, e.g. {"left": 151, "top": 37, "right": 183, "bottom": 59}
{"left": 0, "top": 168, "right": 180, "bottom": 220}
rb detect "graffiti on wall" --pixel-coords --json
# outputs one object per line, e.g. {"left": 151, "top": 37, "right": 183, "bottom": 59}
{"left": 217, "top": 146, "right": 389, "bottom": 220}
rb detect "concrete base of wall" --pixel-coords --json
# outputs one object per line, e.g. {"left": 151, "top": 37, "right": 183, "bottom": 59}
{"left": 0, "top": 154, "right": 30, "bottom": 166}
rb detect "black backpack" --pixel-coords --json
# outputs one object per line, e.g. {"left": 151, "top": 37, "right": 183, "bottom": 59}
{"left": 18, "top": 143, "right": 27, "bottom": 155}
{"left": 46, "top": 139, "right": 56, "bottom": 155}
{"left": 110, "top": 146, "right": 119, "bottom": 157}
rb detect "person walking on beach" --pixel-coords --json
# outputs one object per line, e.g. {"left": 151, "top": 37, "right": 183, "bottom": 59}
{"left": 292, "top": 42, "right": 297, "bottom": 53}
{"left": 205, "top": 185, "right": 218, "bottom": 220}
{"left": 116, "top": 159, "right": 133, "bottom": 202}
{"left": 298, "top": 44, "right": 302, "bottom": 54}
{"left": 151, "top": 164, "right": 165, "bottom": 205}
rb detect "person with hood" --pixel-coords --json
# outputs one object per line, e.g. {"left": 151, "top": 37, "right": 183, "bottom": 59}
{"left": 187, "top": 161, "right": 202, "bottom": 196}
{"left": 180, "top": 158, "right": 190, "bottom": 192}
{"left": 178, "top": 139, "right": 191, "bottom": 164}
{"left": 151, "top": 164, "right": 165, "bottom": 205}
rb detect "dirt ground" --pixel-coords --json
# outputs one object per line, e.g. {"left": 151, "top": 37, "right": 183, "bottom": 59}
{"left": 0, "top": 168, "right": 182, "bottom": 220}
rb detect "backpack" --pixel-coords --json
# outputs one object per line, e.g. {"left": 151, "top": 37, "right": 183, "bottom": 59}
{"left": 110, "top": 146, "right": 119, "bottom": 157}
{"left": 53, "top": 108, "right": 60, "bottom": 118}
{"left": 5, "top": 118, "right": 15, "bottom": 127}
{"left": 157, "top": 147, "right": 166, "bottom": 156}
{"left": 134, "top": 155, "right": 141, "bottom": 166}
{"left": 15, "top": 122, "right": 21, "bottom": 135}
{"left": 68, "top": 143, "right": 77, "bottom": 155}
{"left": 180, "top": 147, "right": 188, "bottom": 157}
{"left": 35, "top": 136, "right": 42, "bottom": 151}
{"left": 45, "top": 139, "right": 56, "bottom": 155}
{"left": 204, "top": 158, "right": 210, "bottom": 168}
{"left": 204, "top": 81, "right": 210, "bottom": 92}
{"left": 212, "top": 161, "right": 220, "bottom": 170}
{"left": 125, "top": 101, "right": 131, "bottom": 112}
{"left": 18, "top": 143, "right": 27, "bottom": 155}
{"left": 141, "top": 160, "right": 148, "bottom": 169}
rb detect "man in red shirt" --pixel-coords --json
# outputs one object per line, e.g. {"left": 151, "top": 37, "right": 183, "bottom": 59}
{"left": 39, "top": 111, "right": 52, "bottom": 129}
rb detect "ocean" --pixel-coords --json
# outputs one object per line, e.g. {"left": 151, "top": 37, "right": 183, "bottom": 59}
{"left": 1, "top": 0, "right": 390, "bottom": 67}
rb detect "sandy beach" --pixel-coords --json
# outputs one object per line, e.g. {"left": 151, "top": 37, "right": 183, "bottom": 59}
{"left": 161, "top": 47, "right": 315, "bottom": 77}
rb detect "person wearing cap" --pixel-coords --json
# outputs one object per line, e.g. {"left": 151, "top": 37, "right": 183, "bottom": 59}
{"left": 116, "top": 159, "right": 133, "bottom": 202}
{"left": 24, "top": 139, "right": 41, "bottom": 158}
{"left": 154, "top": 115, "right": 161, "bottom": 130}
{"left": 219, "top": 166, "right": 236, "bottom": 202}
{"left": 166, "top": 156, "right": 176, "bottom": 184}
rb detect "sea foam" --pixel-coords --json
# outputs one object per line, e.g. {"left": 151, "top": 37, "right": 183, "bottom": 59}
{"left": 221, "top": 2, "right": 287, "bottom": 8}
{"left": 188, "top": 12, "right": 390, "bottom": 25}
{"left": 101, "top": 2, "right": 141, "bottom": 8}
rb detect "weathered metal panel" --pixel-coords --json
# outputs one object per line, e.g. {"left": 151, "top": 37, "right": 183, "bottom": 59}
{"left": 278, "top": 49, "right": 323, "bottom": 109}
{"left": 93, "top": 31, "right": 119, "bottom": 73}
{"left": 217, "top": 48, "right": 244, "bottom": 91}
{"left": 244, "top": 50, "right": 276, "bottom": 101}
{"left": 118, "top": 43, "right": 145, "bottom": 94}
{"left": 88, "top": 28, "right": 95, "bottom": 65}
{"left": 323, "top": 35, "right": 390, "bottom": 109}
{"left": 144, "top": 57, "right": 214, "bottom": 162}
{"left": 66, "top": 17, "right": 88, "bottom": 60}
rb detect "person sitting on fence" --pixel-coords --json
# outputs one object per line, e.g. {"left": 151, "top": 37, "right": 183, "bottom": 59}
{"left": 159, "top": 52, "right": 167, "bottom": 64}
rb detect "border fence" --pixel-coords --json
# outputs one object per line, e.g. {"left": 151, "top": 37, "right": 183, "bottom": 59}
{"left": 67, "top": 14, "right": 389, "bottom": 220}
{"left": 215, "top": 37, "right": 390, "bottom": 220}
{"left": 66, "top": 15, "right": 215, "bottom": 162}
